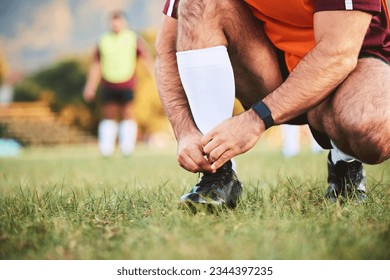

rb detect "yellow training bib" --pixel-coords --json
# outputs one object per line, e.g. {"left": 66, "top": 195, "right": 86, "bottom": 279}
{"left": 99, "top": 29, "right": 138, "bottom": 83}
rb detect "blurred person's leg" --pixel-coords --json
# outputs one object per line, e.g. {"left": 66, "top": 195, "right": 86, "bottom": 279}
{"left": 119, "top": 102, "right": 137, "bottom": 156}
{"left": 99, "top": 87, "right": 121, "bottom": 156}
{"left": 282, "top": 125, "right": 301, "bottom": 158}
{"left": 99, "top": 102, "right": 120, "bottom": 156}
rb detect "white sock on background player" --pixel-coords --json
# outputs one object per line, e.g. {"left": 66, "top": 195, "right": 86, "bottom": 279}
{"left": 282, "top": 125, "right": 301, "bottom": 158}
{"left": 98, "top": 119, "right": 118, "bottom": 156}
{"left": 119, "top": 120, "right": 137, "bottom": 156}
{"left": 176, "top": 46, "right": 237, "bottom": 171}
{"left": 282, "top": 125, "right": 323, "bottom": 157}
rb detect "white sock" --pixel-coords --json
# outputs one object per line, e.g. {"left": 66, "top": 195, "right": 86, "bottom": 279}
{"left": 177, "top": 46, "right": 237, "bottom": 171}
{"left": 98, "top": 119, "right": 118, "bottom": 156}
{"left": 282, "top": 125, "right": 300, "bottom": 157}
{"left": 177, "top": 46, "right": 235, "bottom": 133}
{"left": 118, "top": 120, "right": 137, "bottom": 156}
{"left": 330, "top": 140, "right": 358, "bottom": 163}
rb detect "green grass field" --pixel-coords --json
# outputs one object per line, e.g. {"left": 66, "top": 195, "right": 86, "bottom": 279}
{"left": 0, "top": 142, "right": 389, "bottom": 260}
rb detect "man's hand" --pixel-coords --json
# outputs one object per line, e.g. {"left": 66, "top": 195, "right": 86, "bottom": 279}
{"left": 177, "top": 131, "right": 213, "bottom": 173}
{"left": 202, "top": 110, "right": 264, "bottom": 171}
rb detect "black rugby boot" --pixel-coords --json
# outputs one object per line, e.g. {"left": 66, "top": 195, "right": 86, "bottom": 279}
{"left": 325, "top": 151, "right": 367, "bottom": 203}
{"left": 180, "top": 160, "right": 243, "bottom": 209}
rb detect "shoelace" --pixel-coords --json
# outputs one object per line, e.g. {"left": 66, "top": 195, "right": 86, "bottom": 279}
{"left": 334, "top": 160, "right": 362, "bottom": 178}
{"left": 196, "top": 170, "right": 228, "bottom": 191}
{"left": 195, "top": 161, "right": 233, "bottom": 191}
{"left": 347, "top": 161, "right": 363, "bottom": 175}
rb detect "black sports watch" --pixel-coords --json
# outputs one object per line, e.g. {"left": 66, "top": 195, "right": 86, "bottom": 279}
{"left": 251, "top": 101, "right": 274, "bottom": 130}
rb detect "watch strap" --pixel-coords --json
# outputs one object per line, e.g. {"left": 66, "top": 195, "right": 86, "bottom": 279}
{"left": 251, "top": 101, "right": 274, "bottom": 130}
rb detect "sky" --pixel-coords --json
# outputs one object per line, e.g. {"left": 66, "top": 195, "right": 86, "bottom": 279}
{"left": 0, "top": 0, "right": 166, "bottom": 73}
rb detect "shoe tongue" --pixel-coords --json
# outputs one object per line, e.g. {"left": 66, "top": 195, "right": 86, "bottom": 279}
{"left": 334, "top": 161, "right": 349, "bottom": 177}
{"left": 200, "top": 160, "right": 231, "bottom": 180}
{"left": 346, "top": 160, "right": 362, "bottom": 173}
{"left": 334, "top": 159, "right": 361, "bottom": 177}
{"left": 219, "top": 160, "right": 232, "bottom": 172}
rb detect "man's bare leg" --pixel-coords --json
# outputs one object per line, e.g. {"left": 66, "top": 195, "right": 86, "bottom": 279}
{"left": 175, "top": 0, "right": 283, "bottom": 207}
{"left": 177, "top": 0, "right": 282, "bottom": 107}
{"left": 308, "top": 57, "right": 390, "bottom": 165}
{"left": 176, "top": 0, "right": 283, "bottom": 144}
{"left": 307, "top": 57, "right": 390, "bottom": 201}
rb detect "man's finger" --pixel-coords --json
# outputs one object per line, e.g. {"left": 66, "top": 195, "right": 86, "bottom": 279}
{"left": 198, "top": 159, "right": 214, "bottom": 173}
{"left": 210, "top": 150, "right": 234, "bottom": 170}
{"left": 202, "top": 136, "right": 223, "bottom": 155}
{"left": 190, "top": 149, "right": 214, "bottom": 173}
{"left": 178, "top": 150, "right": 204, "bottom": 173}
{"left": 201, "top": 130, "right": 214, "bottom": 147}
{"left": 178, "top": 147, "right": 214, "bottom": 173}
{"left": 208, "top": 144, "right": 226, "bottom": 163}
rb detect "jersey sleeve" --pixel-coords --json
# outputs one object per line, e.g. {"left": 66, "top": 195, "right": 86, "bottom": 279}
{"left": 162, "top": 0, "right": 179, "bottom": 19}
{"left": 314, "top": 0, "right": 381, "bottom": 14}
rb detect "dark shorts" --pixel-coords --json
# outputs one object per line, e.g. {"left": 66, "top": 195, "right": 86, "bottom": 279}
{"left": 102, "top": 87, "right": 134, "bottom": 104}
{"left": 275, "top": 49, "right": 390, "bottom": 149}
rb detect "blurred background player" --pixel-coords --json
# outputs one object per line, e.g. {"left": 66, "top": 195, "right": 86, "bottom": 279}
{"left": 84, "top": 10, "right": 153, "bottom": 156}
{"left": 282, "top": 125, "right": 323, "bottom": 158}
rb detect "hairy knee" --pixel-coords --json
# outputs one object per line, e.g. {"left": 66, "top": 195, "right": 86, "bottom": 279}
{"left": 345, "top": 119, "right": 390, "bottom": 164}
{"left": 178, "top": 0, "right": 223, "bottom": 24}
{"left": 363, "top": 127, "right": 390, "bottom": 164}
{"left": 177, "top": 0, "right": 223, "bottom": 50}
{"left": 179, "top": 0, "right": 231, "bottom": 13}
{"left": 178, "top": 0, "right": 205, "bottom": 19}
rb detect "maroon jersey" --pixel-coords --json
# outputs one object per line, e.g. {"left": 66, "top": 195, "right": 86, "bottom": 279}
{"left": 314, "top": 0, "right": 390, "bottom": 64}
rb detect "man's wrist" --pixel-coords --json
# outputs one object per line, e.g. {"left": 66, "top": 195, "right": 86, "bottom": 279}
{"left": 173, "top": 119, "right": 199, "bottom": 141}
{"left": 251, "top": 100, "right": 274, "bottom": 130}
{"left": 248, "top": 109, "right": 266, "bottom": 134}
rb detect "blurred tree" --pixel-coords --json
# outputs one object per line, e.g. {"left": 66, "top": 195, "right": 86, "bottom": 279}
{"left": 13, "top": 57, "right": 97, "bottom": 131}
{"left": 32, "top": 59, "right": 87, "bottom": 111}
{"left": 13, "top": 80, "right": 42, "bottom": 102}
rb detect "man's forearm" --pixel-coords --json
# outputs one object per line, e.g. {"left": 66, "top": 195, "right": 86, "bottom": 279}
{"left": 85, "top": 61, "right": 101, "bottom": 92}
{"left": 261, "top": 43, "right": 355, "bottom": 124}
{"left": 260, "top": 11, "right": 372, "bottom": 126}
{"left": 83, "top": 60, "right": 101, "bottom": 102}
